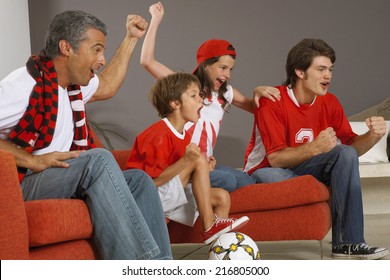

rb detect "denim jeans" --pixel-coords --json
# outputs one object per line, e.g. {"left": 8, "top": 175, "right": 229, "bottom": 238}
{"left": 210, "top": 164, "right": 255, "bottom": 192}
{"left": 21, "top": 148, "right": 172, "bottom": 260}
{"left": 250, "top": 145, "right": 365, "bottom": 246}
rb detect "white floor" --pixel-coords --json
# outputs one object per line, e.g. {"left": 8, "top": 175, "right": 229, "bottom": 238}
{"left": 171, "top": 214, "right": 390, "bottom": 260}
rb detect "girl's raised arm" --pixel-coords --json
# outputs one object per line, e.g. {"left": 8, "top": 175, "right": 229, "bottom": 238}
{"left": 140, "top": 2, "right": 174, "bottom": 79}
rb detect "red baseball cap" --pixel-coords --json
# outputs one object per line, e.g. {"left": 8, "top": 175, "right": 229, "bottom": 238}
{"left": 193, "top": 39, "right": 236, "bottom": 73}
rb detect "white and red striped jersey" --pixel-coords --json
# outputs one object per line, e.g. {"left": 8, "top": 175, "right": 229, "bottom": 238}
{"left": 185, "top": 85, "right": 233, "bottom": 157}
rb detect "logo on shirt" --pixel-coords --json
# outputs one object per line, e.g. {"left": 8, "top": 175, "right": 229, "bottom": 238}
{"left": 295, "top": 128, "right": 314, "bottom": 143}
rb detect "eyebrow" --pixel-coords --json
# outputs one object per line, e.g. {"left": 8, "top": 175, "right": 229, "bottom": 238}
{"left": 316, "top": 64, "right": 333, "bottom": 69}
{"left": 219, "top": 63, "right": 234, "bottom": 70}
{"left": 92, "top": 43, "right": 105, "bottom": 49}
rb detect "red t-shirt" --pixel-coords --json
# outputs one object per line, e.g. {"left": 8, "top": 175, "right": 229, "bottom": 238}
{"left": 243, "top": 86, "right": 357, "bottom": 174}
{"left": 126, "top": 118, "right": 191, "bottom": 178}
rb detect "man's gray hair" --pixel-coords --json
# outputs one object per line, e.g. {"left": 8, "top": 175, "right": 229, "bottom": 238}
{"left": 44, "top": 10, "right": 107, "bottom": 58}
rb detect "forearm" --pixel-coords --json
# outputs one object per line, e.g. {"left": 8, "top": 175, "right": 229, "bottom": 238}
{"left": 235, "top": 98, "right": 256, "bottom": 113}
{"left": 140, "top": 18, "right": 159, "bottom": 68}
{"left": 153, "top": 157, "right": 189, "bottom": 186}
{"left": 140, "top": 19, "right": 173, "bottom": 78}
{"left": 0, "top": 139, "right": 33, "bottom": 169}
{"left": 351, "top": 132, "right": 382, "bottom": 157}
{"left": 267, "top": 144, "right": 318, "bottom": 169}
{"left": 94, "top": 36, "right": 139, "bottom": 101}
{"left": 231, "top": 87, "right": 256, "bottom": 113}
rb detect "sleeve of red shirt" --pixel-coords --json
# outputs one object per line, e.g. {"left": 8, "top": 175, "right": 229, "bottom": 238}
{"left": 126, "top": 134, "right": 172, "bottom": 178}
{"left": 257, "top": 96, "right": 288, "bottom": 155}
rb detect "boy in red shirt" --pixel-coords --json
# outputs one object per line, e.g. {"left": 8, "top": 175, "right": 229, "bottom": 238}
{"left": 126, "top": 72, "right": 248, "bottom": 244}
{"left": 244, "top": 39, "right": 388, "bottom": 260}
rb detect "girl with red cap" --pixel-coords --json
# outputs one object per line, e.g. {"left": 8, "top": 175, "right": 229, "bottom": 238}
{"left": 140, "top": 2, "right": 280, "bottom": 192}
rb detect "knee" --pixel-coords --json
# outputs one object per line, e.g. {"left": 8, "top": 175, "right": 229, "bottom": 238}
{"left": 76, "top": 148, "right": 118, "bottom": 174}
{"left": 87, "top": 148, "right": 113, "bottom": 157}
{"left": 251, "top": 167, "right": 296, "bottom": 183}
{"left": 334, "top": 145, "right": 358, "bottom": 163}
{"left": 211, "top": 172, "right": 237, "bottom": 192}
{"left": 195, "top": 154, "right": 209, "bottom": 168}
{"left": 212, "top": 188, "right": 230, "bottom": 208}
{"left": 83, "top": 148, "right": 116, "bottom": 164}
{"left": 123, "top": 169, "right": 155, "bottom": 190}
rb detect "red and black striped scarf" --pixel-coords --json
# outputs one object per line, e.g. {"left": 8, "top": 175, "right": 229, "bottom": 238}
{"left": 9, "top": 54, "right": 95, "bottom": 153}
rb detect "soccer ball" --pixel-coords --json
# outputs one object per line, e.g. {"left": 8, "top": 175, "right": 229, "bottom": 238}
{"left": 208, "top": 232, "right": 261, "bottom": 260}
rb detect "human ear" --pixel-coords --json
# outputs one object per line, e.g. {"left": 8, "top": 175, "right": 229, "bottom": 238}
{"left": 169, "top": 100, "right": 181, "bottom": 110}
{"left": 58, "top": 40, "right": 72, "bottom": 56}
{"left": 295, "top": 69, "right": 305, "bottom": 79}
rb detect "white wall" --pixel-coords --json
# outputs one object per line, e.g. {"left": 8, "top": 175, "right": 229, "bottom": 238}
{"left": 0, "top": 0, "right": 31, "bottom": 80}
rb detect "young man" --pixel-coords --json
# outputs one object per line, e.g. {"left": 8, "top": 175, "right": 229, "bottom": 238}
{"left": 244, "top": 39, "right": 389, "bottom": 260}
{"left": 126, "top": 73, "right": 248, "bottom": 244}
{"left": 0, "top": 10, "right": 171, "bottom": 260}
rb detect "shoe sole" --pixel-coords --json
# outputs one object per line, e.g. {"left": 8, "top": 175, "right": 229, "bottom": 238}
{"left": 231, "top": 216, "right": 249, "bottom": 231}
{"left": 332, "top": 248, "right": 390, "bottom": 260}
{"left": 204, "top": 225, "right": 233, "bottom": 244}
{"left": 204, "top": 216, "right": 250, "bottom": 245}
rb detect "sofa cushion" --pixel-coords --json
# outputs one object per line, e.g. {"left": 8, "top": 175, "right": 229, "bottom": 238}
{"left": 168, "top": 175, "right": 331, "bottom": 243}
{"left": 25, "top": 199, "right": 93, "bottom": 247}
{"left": 229, "top": 175, "right": 329, "bottom": 213}
{"left": 29, "top": 240, "right": 96, "bottom": 260}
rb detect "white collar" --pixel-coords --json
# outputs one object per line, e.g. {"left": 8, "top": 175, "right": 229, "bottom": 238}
{"left": 287, "top": 86, "right": 316, "bottom": 107}
{"left": 162, "top": 118, "right": 185, "bottom": 139}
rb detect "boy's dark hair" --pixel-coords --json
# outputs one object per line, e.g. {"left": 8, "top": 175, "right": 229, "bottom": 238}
{"left": 44, "top": 10, "right": 107, "bottom": 58}
{"left": 283, "top": 39, "right": 336, "bottom": 88}
{"left": 151, "top": 72, "right": 201, "bottom": 118}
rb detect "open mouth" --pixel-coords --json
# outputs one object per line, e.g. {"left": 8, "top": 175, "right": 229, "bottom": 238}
{"left": 320, "top": 82, "right": 330, "bottom": 88}
{"left": 215, "top": 78, "right": 225, "bottom": 88}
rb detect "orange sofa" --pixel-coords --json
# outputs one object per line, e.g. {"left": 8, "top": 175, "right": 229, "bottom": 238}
{"left": 0, "top": 144, "right": 331, "bottom": 260}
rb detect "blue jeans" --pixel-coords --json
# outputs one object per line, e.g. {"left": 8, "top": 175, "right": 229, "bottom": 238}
{"left": 21, "top": 148, "right": 172, "bottom": 260}
{"left": 210, "top": 164, "right": 255, "bottom": 192}
{"left": 250, "top": 145, "right": 365, "bottom": 246}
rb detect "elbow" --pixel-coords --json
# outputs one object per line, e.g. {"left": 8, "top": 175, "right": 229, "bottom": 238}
{"left": 267, "top": 153, "right": 284, "bottom": 168}
{"left": 153, "top": 178, "right": 162, "bottom": 187}
{"left": 140, "top": 62, "right": 154, "bottom": 74}
{"left": 140, "top": 57, "right": 151, "bottom": 69}
{"left": 267, "top": 158, "right": 279, "bottom": 168}
{"left": 140, "top": 58, "right": 147, "bottom": 68}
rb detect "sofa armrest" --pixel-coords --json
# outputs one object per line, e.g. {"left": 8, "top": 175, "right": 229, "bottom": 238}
{"left": 359, "top": 162, "right": 390, "bottom": 178}
{"left": 112, "top": 150, "right": 131, "bottom": 170}
{"left": 0, "top": 149, "right": 29, "bottom": 259}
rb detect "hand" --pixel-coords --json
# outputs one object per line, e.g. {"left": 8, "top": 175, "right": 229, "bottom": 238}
{"left": 126, "top": 15, "right": 148, "bottom": 39}
{"left": 365, "top": 116, "right": 386, "bottom": 138}
{"left": 184, "top": 143, "right": 201, "bottom": 163}
{"left": 312, "top": 127, "right": 337, "bottom": 154}
{"left": 149, "top": 2, "right": 164, "bottom": 24}
{"left": 253, "top": 86, "right": 281, "bottom": 107}
{"left": 208, "top": 156, "right": 217, "bottom": 171}
{"left": 29, "top": 151, "right": 83, "bottom": 173}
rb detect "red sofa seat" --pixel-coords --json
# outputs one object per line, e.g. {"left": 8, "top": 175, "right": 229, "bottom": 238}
{"left": 167, "top": 175, "right": 331, "bottom": 243}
